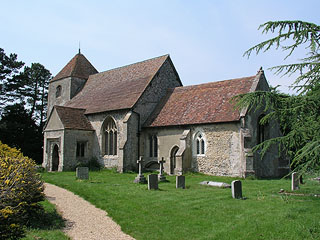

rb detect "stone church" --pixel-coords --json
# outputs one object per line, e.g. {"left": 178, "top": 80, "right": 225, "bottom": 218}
{"left": 42, "top": 52, "right": 288, "bottom": 178}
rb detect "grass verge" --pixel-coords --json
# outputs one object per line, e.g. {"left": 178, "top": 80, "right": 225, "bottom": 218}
{"left": 42, "top": 170, "right": 320, "bottom": 240}
{"left": 22, "top": 200, "right": 69, "bottom": 240}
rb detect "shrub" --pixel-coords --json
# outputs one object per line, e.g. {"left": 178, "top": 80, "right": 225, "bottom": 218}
{"left": 76, "top": 157, "right": 102, "bottom": 171}
{"left": 0, "top": 141, "right": 44, "bottom": 239}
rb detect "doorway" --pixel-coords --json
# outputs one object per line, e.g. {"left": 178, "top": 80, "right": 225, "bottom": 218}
{"left": 170, "top": 146, "right": 179, "bottom": 175}
{"left": 52, "top": 144, "right": 59, "bottom": 171}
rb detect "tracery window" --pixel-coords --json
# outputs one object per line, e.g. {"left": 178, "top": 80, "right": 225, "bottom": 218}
{"left": 149, "top": 135, "right": 158, "bottom": 157}
{"left": 56, "top": 85, "right": 62, "bottom": 98}
{"left": 104, "top": 118, "right": 117, "bottom": 156}
{"left": 195, "top": 132, "right": 205, "bottom": 155}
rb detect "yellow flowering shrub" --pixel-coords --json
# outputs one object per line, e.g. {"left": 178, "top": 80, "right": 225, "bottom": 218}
{"left": 0, "top": 141, "right": 44, "bottom": 239}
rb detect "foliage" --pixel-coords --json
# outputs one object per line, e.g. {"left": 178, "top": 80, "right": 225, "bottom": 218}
{"left": 0, "top": 104, "right": 43, "bottom": 163}
{"left": 0, "top": 48, "right": 25, "bottom": 113}
{"left": 0, "top": 48, "right": 51, "bottom": 163}
{"left": 0, "top": 141, "right": 44, "bottom": 239}
{"left": 236, "top": 20, "right": 320, "bottom": 174}
{"left": 42, "top": 170, "right": 320, "bottom": 240}
{"left": 76, "top": 157, "right": 102, "bottom": 171}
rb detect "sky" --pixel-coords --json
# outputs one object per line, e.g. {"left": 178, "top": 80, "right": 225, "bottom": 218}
{"left": 1, "top": 0, "right": 319, "bottom": 94}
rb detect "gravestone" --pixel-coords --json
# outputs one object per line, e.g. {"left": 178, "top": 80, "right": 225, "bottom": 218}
{"left": 176, "top": 175, "right": 185, "bottom": 189}
{"left": 148, "top": 174, "right": 158, "bottom": 190}
{"left": 158, "top": 157, "right": 167, "bottom": 182}
{"left": 76, "top": 167, "right": 89, "bottom": 180}
{"left": 291, "top": 172, "right": 299, "bottom": 190}
{"left": 200, "top": 181, "right": 231, "bottom": 188}
{"left": 231, "top": 180, "right": 242, "bottom": 199}
{"left": 134, "top": 157, "right": 147, "bottom": 184}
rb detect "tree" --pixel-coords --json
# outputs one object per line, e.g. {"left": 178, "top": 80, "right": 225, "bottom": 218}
{"left": 0, "top": 48, "right": 24, "bottom": 114}
{"left": 235, "top": 21, "right": 320, "bottom": 174}
{"left": 0, "top": 103, "right": 43, "bottom": 164}
{"left": 22, "top": 63, "right": 51, "bottom": 129}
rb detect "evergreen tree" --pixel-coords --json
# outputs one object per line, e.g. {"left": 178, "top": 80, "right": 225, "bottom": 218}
{"left": 0, "top": 48, "right": 24, "bottom": 114}
{"left": 235, "top": 21, "right": 320, "bottom": 174}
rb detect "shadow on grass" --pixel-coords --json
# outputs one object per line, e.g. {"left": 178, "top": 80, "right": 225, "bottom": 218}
{"left": 26, "top": 201, "right": 66, "bottom": 231}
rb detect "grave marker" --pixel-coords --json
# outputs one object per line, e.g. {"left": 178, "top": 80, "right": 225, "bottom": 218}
{"left": 176, "top": 175, "right": 185, "bottom": 189}
{"left": 158, "top": 157, "right": 167, "bottom": 182}
{"left": 76, "top": 167, "right": 89, "bottom": 180}
{"left": 231, "top": 180, "right": 242, "bottom": 199}
{"left": 291, "top": 172, "right": 299, "bottom": 190}
{"left": 134, "top": 157, "right": 147, "bottom": 184}
{"left": 148, "top": 174, "right": 158, "bottom": 190}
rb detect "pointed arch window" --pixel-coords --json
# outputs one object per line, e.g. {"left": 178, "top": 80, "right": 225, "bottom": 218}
{"left": 257, "top": 114, "right": 266, "bottom": 144}
{"left": 149, "top": 135, "right": 158, "bottom": 157}
{"left": 195, "top": 132, "right": 205, "bottom": 155}
{"left": 104, "top": 118, "right": 117, "bottom": 156}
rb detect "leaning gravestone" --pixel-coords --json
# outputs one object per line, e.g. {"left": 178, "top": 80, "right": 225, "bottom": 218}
{"left": 231, "top": 180, "right": 242, "bottom": 199}
{"left": 148, "top": 174, "right": 158, "bottom": 190}
{"left": 76, "top": 167, "right": 89, "bottom": 180}
{"left": 291, "top": 172, "right": 299, "bottom": 190}
{"left": 176, "top": 175, "right": 185, "bottom": 189}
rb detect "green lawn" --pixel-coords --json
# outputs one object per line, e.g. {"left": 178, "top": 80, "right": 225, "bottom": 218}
{"left": 22, "top": 199, "right": 69, "bottom": 240}
{"left": 42, "top": 170, "right": 320, "bottom": 240}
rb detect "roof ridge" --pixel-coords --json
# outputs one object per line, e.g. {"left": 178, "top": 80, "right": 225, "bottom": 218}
{"left": 96, "top": 54, "right": 169, "bottom": 76}
{"left": 174, "top": 75, "right": 257, "bottom": 90}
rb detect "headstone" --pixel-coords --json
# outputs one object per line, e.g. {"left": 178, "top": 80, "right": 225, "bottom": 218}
{"left": 76, "top": 167, "right": 89, "bottom": 180}
{"left": 199, "top": 181, "right": 231, "bottom": 188}
{"left": 148, "top": 174, "right": 158, "bottom": 190}
{"left": 134, "top": 156, "right": 147, "bottom": 184}
{"left": 158, "top": 157, "right": 167, "bottom": 182}
{"left": 231, "top": 180, "right": 242, "bottom": 199}
{"left": 291, "top": 172, "right": 299, "bottom": 190}
{"left": 176, "top": 175, "right": 185, "bottom": 189}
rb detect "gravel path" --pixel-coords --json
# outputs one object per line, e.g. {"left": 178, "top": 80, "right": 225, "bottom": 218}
{"left": 44, "top": 183, "right": 135, "bottom": 240}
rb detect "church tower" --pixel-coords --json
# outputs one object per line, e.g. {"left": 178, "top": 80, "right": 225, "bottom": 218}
{"left": 47, "top": 51, "right": 98, "bottom": 115}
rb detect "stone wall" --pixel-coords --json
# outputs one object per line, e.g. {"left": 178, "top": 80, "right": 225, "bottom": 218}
{"left": 191, "top": 123, "right": 243, "bottom": 177}
{"left": 47, "top": 76, "right": 86, "bottom": 115}
{"left": 43, "top": 130, "right": 64, "bottom": 171}
{"left": 133, "top": 58, "right": 181, "bottom": 125}
{"left": 87, "top": 110, "right": 127, "bottom": 170}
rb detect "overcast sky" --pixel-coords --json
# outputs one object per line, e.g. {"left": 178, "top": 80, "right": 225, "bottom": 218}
{"left": 1, "top": 0, "right": 319, "bottom": 93}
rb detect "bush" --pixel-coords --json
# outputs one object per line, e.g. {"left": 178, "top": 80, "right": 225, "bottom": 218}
{"left": 76, "top": 157, "right": 102, "bottom": 171}
{"left": 0, "top": 141, "right": 44, "bottom": 239}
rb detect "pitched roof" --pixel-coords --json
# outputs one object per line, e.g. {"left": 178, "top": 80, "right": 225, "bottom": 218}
{"left": 51, "top": 53, "right": 98, "bottom": 82}
{"left": 145, "top": 72, "right": 262, "bottom": 127}
{"left": 65, "top": 54, "right": 170, "bottom": 114}
{"left": 55, "top": 106, "right": 94, "bottom": 130}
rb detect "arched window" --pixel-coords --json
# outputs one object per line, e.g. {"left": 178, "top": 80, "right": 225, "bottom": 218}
{"left": 103, "top": 118, "right": 117, "bottom": 156}
{"left": 195, "top": 132, "right": 205, "bottom": 155}
{"left": 56, "top": 85, "right": 62, "bottom": 98}
{"left": 149, "top": 135, "right": 158, "bottom": 157}
{"left": 257, "top": 115, "right": 266, "bottom": 144}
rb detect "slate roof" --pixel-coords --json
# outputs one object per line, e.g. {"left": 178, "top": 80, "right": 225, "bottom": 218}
{"left": 55, "top": 106, "right": 94, "bottom": 130}
{"left": 51, "top": 53, "right": 98, "bottom": 82}
{"left": 145, "top": 73, "right": 261, "bottom": 127}
{"left": 65, "top": 54, "right": 170, "bottom": 114}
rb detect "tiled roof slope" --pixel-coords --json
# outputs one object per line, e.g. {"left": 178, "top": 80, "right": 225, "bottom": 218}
{"left": 65, "top": 55, "right": 169, "bottom": 114}
{"left": 51, "top": 53, "right": 98, "bottom": 82}
{"left": 55, "top": 106, "right": 94, "bottom": 130}
{"left": 145, "top": 73, "right": 261, "bottom": 127}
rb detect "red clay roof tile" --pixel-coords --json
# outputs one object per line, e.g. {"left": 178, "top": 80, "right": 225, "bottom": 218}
{"left": 145, "top": 74, "right": 259, "bottom": 127}
{"left": 55, "top": 106, "right": 94, "bottom": 130}
{"left": 51, "top": 53, "right": 98, "bottom": 82}
{"left": 65, "top": 55, "right": 169, "bottom": 114}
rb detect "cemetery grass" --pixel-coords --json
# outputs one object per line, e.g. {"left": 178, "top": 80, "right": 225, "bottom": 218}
{"left": 22, "top": 199, "right": 69, "bottom": 240}
{"left": 42, "top": 170, "right": 320, "bottom": 240}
